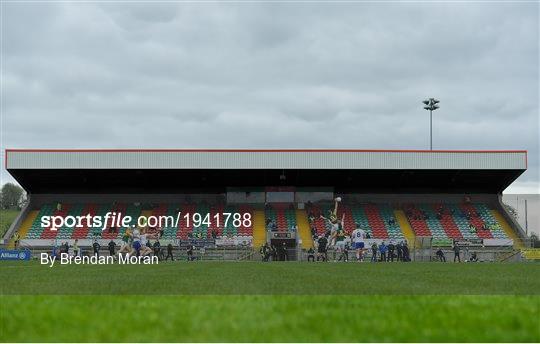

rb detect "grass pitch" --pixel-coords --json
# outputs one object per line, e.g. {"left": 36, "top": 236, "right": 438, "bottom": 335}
{"left": 0, "top": 209, "right": 19, "bottom": 238}
{"left": 1, "top": 261, "right": 539, "bottom": 342}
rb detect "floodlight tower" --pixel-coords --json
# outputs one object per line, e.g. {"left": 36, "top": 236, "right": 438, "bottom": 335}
{"left": 422, "top": 98, "right": 440, "bottom": 150}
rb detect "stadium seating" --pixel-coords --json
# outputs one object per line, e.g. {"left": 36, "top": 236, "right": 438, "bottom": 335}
{"left": 308, "top": 203, "right": 401, "bottom": 240}
{"left": 404, "top": 203, "right": 506, "bottom": 242}
{"left": 70, "top": 203, "right": 98, "bottom": 239}
{"left": 305, "top": 203, "right": 327, "bottom": 236}
{"left": 265, "top": 203, "right": 297, "bottom": 231}
{"left": 101, "top": 203, "right": 141, "bottom": 240}
{"left": 24, "top": 203, "right": 55, "bottom": 239}
{"left": 18, "top": 201, "right": 511, "bottom": 247}
{"left": 40, "top": 204, "right": 73, "bottom": 239}
{"left": 446, "top": 204, "right": 479, "bottom": 240}
{"left": 347, "top": 204, "right": 371, "bottom": 237}
{"left": 177, "top": 203, "right": 198, "bottom": 240}
{"left": 459, "top": 203, "right": 493, "bottom": 239}
{"left": 431, "top": 204, "right": 463, "bottom": 240}
{"left": 417, "top": 204, "right": 451, "bottom": 244}
{"left": 472, "top": 203, "right": 508, "bottom": 239}
{"left": 403, "top": 205, "right": 432, "bottom": 237}
{"left": 363, "top": 204, "right": 390, "bottom": 239}
{"left": 87, "top": 203, "right": 114, "bottom": 238}
{"left": 55, "top": 204, "right": 85, "bottom": 240}
{"left": 160, "top": 204, "right": 181, "bottom": 239}
{"left": 378, "top": 205, "right": 405, "bottom": 240}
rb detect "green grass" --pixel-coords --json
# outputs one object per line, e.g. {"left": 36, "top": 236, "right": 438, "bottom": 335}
{"left": 1, "top": 261, "right": 538, "bottom": 295}
{"left": 0, "top": 209, "right": 19, "bottom": 238}
{"left": 1, "top": 261, "right": 539, "bottom": 342}
{"left": 1, "top": 295, "right": 538, "bottom": 342}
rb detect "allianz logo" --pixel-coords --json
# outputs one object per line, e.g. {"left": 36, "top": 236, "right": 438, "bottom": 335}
{"left": 0, "top": 251, "right": 26, "bottom": 259}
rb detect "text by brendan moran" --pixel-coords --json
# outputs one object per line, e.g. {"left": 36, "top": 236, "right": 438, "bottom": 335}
{"left": 41, "top": 253, "right": 158, "bottom": 267}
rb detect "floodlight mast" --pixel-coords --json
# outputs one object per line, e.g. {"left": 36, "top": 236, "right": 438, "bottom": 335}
{"left": 422, "top": 98, "right": 440, "bottom": 150}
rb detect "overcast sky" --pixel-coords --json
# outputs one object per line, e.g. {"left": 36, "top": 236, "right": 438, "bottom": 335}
{"left": 1, "top": 2, "right": 538, "bottom": 194}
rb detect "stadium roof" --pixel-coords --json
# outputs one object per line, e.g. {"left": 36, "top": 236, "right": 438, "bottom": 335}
{"left": 5, "top": 149, "right": 528, "bottom": 170}
{"left": 5, "top": 149, "right": 527, "bottom": 194}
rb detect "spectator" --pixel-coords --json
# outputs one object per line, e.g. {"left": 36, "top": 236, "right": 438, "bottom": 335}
{"left": 187, "top": 244, "right": 195, "bottom": 261}
{"left": 307, "top": 247, "right": 315, "bottom": 262}
{"left": 402, "top": 241, "right": 411, "bottom": 262}
{"left": 379, "top": 242, "right": 387, "bottom": 262}
{"left": 339, "top": 243, "right": 349, "bottom": 262}
{"left": 281, "top": 242, "right": 288, "bottom": 261}
{"left": 13, "top": 232, "right": 20, "bottom": 250}
{"left": 317, "top": 235, "right": 328, "bottom": 262}
{"left": 92, "top": 240, "right": 100, "bottom": 257}
{"left": 469, "top": 252, "right": 478, "bottom": 262}
{"left": 153, "top": 240, "right": 162, "bottom": 260}
{"left": 200, "top": 246, "right": 206, "bottom": 260}
{"left": 436, "top": 247, "right": 446, "bottom": 262}
{"left": 453, "top": 242, "right": 461, "bottom": 262}
{"left": 73, "top": 239, "right": 79, "bottom": 257}
{"left": 107, "top": 240, "right": 115, "bottom": 256}
{"left": 165, "top": 243, "right": 174, "bottom": 261}
{"left": 259, "top": 243, "right": 265, "bottom": 261}
{"left": 371, "top": 242, "right": 378, "bottom": 262}
{"left": 396, "top": 241, "right": 403, "bottom": 261}
{"left": 387, "top": 241, "right": 395, "bottom": 262}
{"left": 52, "top": 243, "right": 59, "bottom": 258}
{"left": 271, "top": 244, "right": 278, "bottom": 261}
{"left": 260, "top": 243, "right": 270, "bottom": 262}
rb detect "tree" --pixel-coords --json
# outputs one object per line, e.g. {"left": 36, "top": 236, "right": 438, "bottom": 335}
{"left": 0, "top": 183, "right": 24, "bottom": 210}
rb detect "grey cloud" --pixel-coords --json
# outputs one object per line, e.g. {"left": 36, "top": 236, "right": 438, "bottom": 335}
{"left": 1, "top": 2, "right": 538, "bottom": 192}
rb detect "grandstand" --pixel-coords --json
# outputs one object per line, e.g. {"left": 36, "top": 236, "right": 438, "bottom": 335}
{"left": 3, "top": 149, "right": 529, "bottom": 258}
